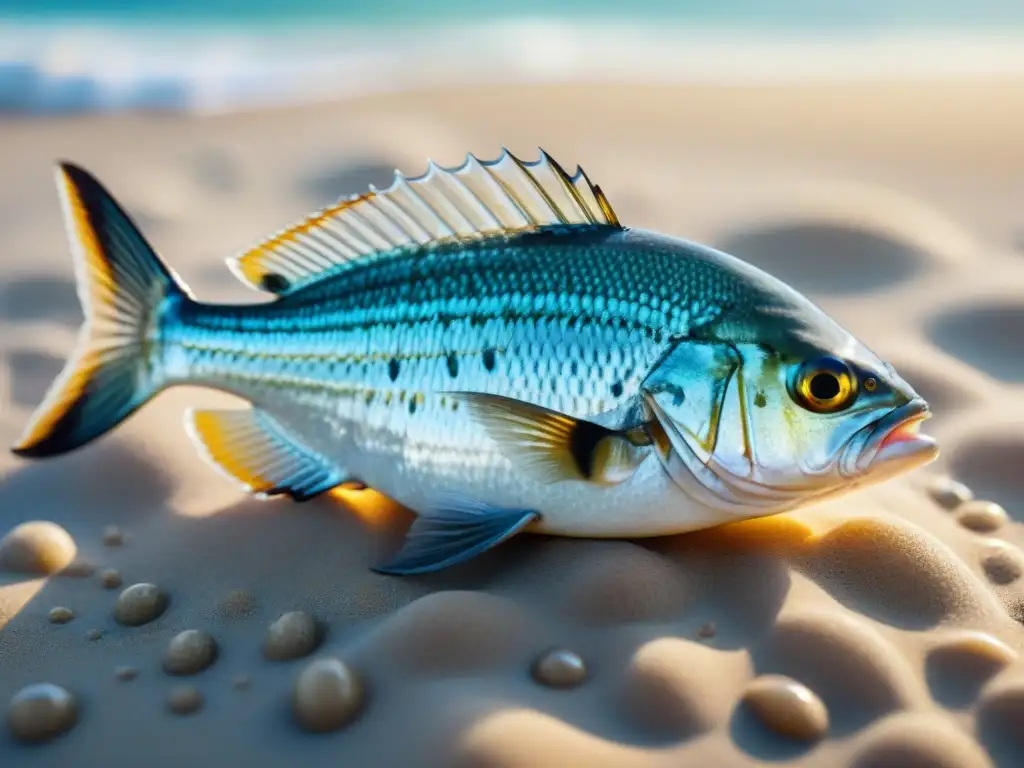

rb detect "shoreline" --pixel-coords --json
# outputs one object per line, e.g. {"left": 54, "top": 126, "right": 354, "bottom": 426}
{"left": 5, "top": 22, "right": 1024, "bottom": 114}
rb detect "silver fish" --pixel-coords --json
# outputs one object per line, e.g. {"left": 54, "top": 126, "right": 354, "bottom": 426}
{"left": 11, "top": 149, "right": 938, "bottom": 574}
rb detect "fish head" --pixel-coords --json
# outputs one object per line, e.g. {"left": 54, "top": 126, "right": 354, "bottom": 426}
{"left": 641, "top": 334, "right": 938, "bottom": 517}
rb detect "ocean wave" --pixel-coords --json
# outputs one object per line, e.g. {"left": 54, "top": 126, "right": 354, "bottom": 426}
{"left": 4, "top": 22, "right": 1024, "bottom": 114}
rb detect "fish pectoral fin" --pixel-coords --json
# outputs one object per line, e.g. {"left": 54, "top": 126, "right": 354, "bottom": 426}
{"left": 373, "top": 495, "right": 539, "bottom": 576}
{"left": 185, "top": 408, "right": 350, "bottom": 501}
{"left": 454, "top": 392, "right": 643, "bottom": 486}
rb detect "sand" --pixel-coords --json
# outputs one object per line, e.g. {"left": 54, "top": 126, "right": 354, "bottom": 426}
{"left": 1, "top": 77, "right": 1024, "bottom": 767}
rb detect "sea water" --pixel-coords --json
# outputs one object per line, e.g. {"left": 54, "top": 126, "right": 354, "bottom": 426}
{"left": 2, "top": 0, "right": 1024, "bottom": 113}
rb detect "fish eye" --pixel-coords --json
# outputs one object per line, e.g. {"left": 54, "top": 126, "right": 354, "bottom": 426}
{"left": 791, "top": 356, "right": 857, "bottom": 414}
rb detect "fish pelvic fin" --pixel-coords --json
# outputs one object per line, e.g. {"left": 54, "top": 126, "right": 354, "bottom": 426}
{"left": 453, "top": 392, "right": 650, "bottom": 486}
{"left": 373, "top": 494, "right": 539, "bottom": 576}
{"left": 226, "top": 148, "right": 622, "bottom": 297}
{"left": 185, "top": 407, "right": 349, "bottom": 501}
{"left": 11, "top": 162, "right": 190, "bottom": 458}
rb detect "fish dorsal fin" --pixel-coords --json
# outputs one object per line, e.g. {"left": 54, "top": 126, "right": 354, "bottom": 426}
{"left": 226, "top": 148, "right": 622, "bottom": 295}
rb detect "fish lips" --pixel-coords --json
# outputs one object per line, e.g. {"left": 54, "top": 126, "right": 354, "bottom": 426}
{"left": 850, "top": 398, "right": 939, "bottom": 477}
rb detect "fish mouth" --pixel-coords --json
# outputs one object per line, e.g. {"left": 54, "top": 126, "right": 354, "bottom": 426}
{"left": 855, "top": 398, "right": 939, "bottom": 477}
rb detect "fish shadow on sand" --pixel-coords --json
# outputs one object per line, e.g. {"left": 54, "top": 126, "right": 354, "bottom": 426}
{"left": 714, "top": 221, "right": 926, "bottom": 296}
{"left": 0, "top": 275, "right": 81, "bottom": 327}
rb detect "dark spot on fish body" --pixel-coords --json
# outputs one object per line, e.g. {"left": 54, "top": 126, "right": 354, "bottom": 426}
{"left": 754, "top": 391, "right": 767, "bottom": 408}
{"left": 611, "top": 381, "right": 624, "bottom": 398}
{"left": 570, "top": 360, "right": 579, "bottom": 377}
{"left": 446, "top": 353, "right": 459, "bottom": 379}
{"left": 408, "top": 397, "right": 417, "bottom": 415}
{"left": 388, "top": 358, "right": 400, "bottom": 381}
{"left": 482, "top": 348, "right": 497, "bottom": 372}
{"left": 260, "top": 273, "right": 291, "bottom": 294}
{"left": 667, "top": 385, "right": 686, "bottom": 407}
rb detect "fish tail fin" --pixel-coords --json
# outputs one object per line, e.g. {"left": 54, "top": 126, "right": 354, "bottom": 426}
{"left": 11, "top": 162, "right": 191, "bottom": 459}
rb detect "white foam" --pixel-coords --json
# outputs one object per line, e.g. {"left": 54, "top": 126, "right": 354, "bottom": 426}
{"left": 4, "top": 21, "right": 1024, "bottom": 114}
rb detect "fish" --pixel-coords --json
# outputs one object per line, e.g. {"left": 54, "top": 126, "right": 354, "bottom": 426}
{"left": 10, "top": 148, "right": 939, "bottom": 575}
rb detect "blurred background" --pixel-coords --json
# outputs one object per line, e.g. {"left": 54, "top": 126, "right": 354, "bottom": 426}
{"left": 5, "top": 1, "right": 1024, "bottom": 113}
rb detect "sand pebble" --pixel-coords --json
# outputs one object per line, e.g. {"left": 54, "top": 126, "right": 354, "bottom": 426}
{"left": 742, "top": 674, "right": 829, "bottom": 741}
{"left": 163, "top": 630, "right": 218, "bottom": 675}
{"left": 102, "top": 526, "right": 125, "bottom": 547}
{"left": 7, "top": 683, "right": 78, "bottom": 743}
{"left": 166, "top": 685, "right": 203, "bottom": 715}
{"left": 531, "top": 648, "right": 587, "bottom": 689}
{"left": 86, "top": 629, "right": 103, "bottom": 642}
{"left": 927, "top": 476, "right": 973, "bottom": 510}
{"left": 265, "top": 611, "right": 321, "bottom": 661}
{"left": 48, "top": 606, "right": 74, "bottom": 624}
{"left": 115, "top": 666, "right": 138, "bottom": 682}
{"left": 0, "top": 521, "right": 77, "bottom": 575}
{"left": 980, "top": 542, "right": 1024, "bottom": 585}
{"left": 957, "top": 500, "right": 1009, "bottom": 532}
{"left": 293, "top": 657, "right": 364, "bottom": 732}
{"left": 99, "top": 568, "right": 123, "bottom": 590}
{"left": 114, "top": 583, "right": 169, "bottom": 626}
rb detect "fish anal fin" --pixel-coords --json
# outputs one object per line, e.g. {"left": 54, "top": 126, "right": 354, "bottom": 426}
{"left": 185, "top": 408, "right": 347, "bottom": 501}
{"left": 455, "top": 392, "right": 646, "bottom": 486}
{"left": 226, "top": 148, "right": 623, "bottom": 295}
{"left": 373, "top": 495, "right": 539, "bottom": 575}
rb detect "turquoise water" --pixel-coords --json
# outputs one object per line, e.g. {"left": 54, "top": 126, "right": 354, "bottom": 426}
{"left": 4, "top": 0, "right": 1024, "bottom": 114}
{"left": 5, "top": 0, "right": 1024, "bottom": 29}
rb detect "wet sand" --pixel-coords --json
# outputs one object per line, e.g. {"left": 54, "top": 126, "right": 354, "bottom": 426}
{"left": 1, "top": 78, "right": 1024, "bottom": 767}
